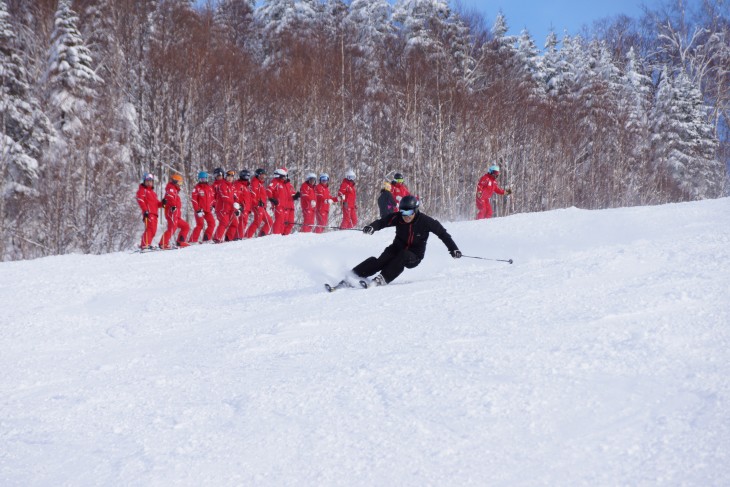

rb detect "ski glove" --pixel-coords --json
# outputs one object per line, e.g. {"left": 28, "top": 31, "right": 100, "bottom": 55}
{"left": 269, "top": 197, "right": 279, "bottom": 206}
{"left": 143, "top": 211, "right": 149, "bottom": 220}
{"left": 258, "top": 201, "right": 264, "bottom": 207}
{"left": 310, "top": 200, "right": 317, "bottom": 208}
{"left": 233, "top": 202, "right": 241, "bottom": 210}
{"left": 505, "top": 188, "right": 513, "bottom": 195}
{"left": 363, "top": 225, "right": 375, "bottom": 235}
{"left": 293, "top": 191, "right": 301, "bottom": 200}
{"left": 450, "top": 249, "right": 462, "bottom": 259}
{"left": 161, "top": 198, "right": 167, "bottom": 206}
{"left": 170, "top": 206, "right": 177, "bottom": 212}
{"left": 234, "top": 210, "right": 241, "bottom": 217}
{"left": 196, "top": 210, "right": 204, "bottom": 217}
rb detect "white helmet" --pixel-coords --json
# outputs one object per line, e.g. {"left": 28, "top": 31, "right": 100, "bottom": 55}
{"left": 345, "top": 169, "right": 356, "bottom": 181}
{"left": 273, "top": 167, "right": 288, "bottom": 178}
{"left": 305, "top": 172, "right": 317, "bottom": 181}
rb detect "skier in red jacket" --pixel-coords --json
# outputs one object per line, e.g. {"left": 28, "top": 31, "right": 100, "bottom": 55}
{"left": 268, "top": 168, "right": 300, "bottom": 235}
{"left": 190, "top": 171, "right": 216, "bottom": 243}
{"left": 314, "top": 173, "right": 335, "bottom": 233}
{"left": 233, "top": 170, "right": 253, "bottom": 239}
{"left": 338, "top": 169, "right": 358, "bottom": 229}
{"left": 476, "top": 164, "right": 512, "bottom": 219}
{"left": 213, "top": 170, "right": 240, "bottom": 242}
{"left": 390, "top": 172, "right": 411, "bottom": 205}
{"left": 245, "top": 168, "right": 273, "bottom": 238}
{"left": 159, "top": 173, "right": 190, "bottom": 249}
{"left": 299, "top": 172, "right": 317, "bottom": 232}
{"left": 136, "top": 172, "right": 161, "bottom": 249}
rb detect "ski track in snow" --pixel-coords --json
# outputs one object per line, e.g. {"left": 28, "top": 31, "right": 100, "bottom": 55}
{"left": 1, "top": 199, "right": 729, "bottom": 485}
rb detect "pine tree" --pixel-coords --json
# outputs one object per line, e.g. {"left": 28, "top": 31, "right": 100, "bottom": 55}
{"left": 1, "top": 0, "right": 52, "bottom": 194}
{"left": 44, "top": 0, "right": 102, "bottom": 138}
{"left": 652, "top": 67, "right": 722, "bottom": 199}
{"left": 215, "top": 0, "right": 255, "bottom": 50}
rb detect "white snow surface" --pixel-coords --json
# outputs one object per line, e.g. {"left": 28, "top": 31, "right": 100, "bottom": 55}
{"left": 2, "top": 199, "right": 729, "bottom": 486}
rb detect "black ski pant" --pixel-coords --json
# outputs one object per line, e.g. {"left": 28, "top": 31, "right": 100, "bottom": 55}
{"left": 352, "top": 245, "right": 422, "bottom": 284}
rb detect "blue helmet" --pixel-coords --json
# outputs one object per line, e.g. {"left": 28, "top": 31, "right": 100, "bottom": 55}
{"left": 488, "top": 165, "right": 500, "bottom": 174}
{"left": 143, "top": 172, "right": 154, "bottom": 182}
{"left": 198, "top": 171, "right": 208, "bottom": 180}
{"left": 319, "top": 173, "right": 329, "bottom": 182}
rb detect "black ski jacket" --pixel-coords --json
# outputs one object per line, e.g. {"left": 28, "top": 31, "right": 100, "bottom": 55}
{"left": 369, "top": 212, "right": 459, "bottom": 259}
{"left": 378, "top": 190, "right": 397, "bottom": 218}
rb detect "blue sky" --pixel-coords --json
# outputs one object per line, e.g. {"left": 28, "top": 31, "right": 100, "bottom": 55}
{"left": 454, "top": 0, "right": 658, "bottom": 45}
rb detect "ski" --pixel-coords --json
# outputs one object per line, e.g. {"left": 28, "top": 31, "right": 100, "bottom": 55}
{"left": 359, "top": 280, "right": 370, "bottom": 289}
{"left": 324, "top": 280, "right": 355, "bottom": 292}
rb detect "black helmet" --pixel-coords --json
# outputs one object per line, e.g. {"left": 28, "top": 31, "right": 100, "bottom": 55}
{"left": 254, "top": 168, "right": 266, "bottom": 177}
{"left": 394, "top": 172, "right": 404, "bottom": 181}
{"left": 213, "top": 167, "right": 224, "bottom": 177}
{"left": 239, "top": 169, "right": 251, "bottom": 180}
{"left": 399, "top": 195, "right": 419, "bottom": 212}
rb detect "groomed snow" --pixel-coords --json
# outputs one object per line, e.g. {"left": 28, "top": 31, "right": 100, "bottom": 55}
{"left": 1, "top": 198, "right": 729, "bottom": 485}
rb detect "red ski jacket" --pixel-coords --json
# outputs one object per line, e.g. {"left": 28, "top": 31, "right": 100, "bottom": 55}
{"left": 191, "top": 182, "right": 215, "bottom": 213}
{"left": 136, "top": 184, "right": 161, "bottom": 216}
{"left": 215, "top": 179, "right": 235, "bottom": 213}
{"left": 476, "top": 173, "right": 505, "bottom": 207}
{"left": 268, "top": 177, "right": 296, "bottom": 209}
{"left": 338, "top": 179, "right": 357, "bottom": 207}
{"left": 390, "top": 182, "right": 410, "bottom": 204}
{"left": 162, "top": 182, "right": 184, "bottom": 219}
{"left": 250, "top": 176, "right": 268, "bottom": 208}
{"left": 232, "top": 180, "right": 252, "bottom": 212}
{"left": 300, "top": 181, "right": 317, "bottom": 210}
{"left": 315, "top": 183, "right": 334, "bottom": 211}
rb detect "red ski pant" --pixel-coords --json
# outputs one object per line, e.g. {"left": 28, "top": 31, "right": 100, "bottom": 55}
{"left": 191, "top": 211, "right": 216, "bottom": 243}
{"left": 245, "top": 206, "right": 273, "bottom": 238}
{"left": 314, "top": 208, "right": 329, "bottom": 233}
{"left": 340, "top": 205, "right": 357, "bottom": 229}
{"left": 160, "top": 215, "right": 190, "bottom": 247}
{"left": 214, "top": 211, "right": 239, "bottom": 241}
{"left": 140, "top": 214, "right": 158, "bottom": 248}
{"left": 300, "top": 208, "right": 315, "bottom": 232}
{"left": 476, "top": 201, "right": 494, "bottom": 220}
{"left": 235, "top": 210, "right": 250, "bottom": 239}
{"left": 272, "top": 207, "right": 295, "bottom": 235}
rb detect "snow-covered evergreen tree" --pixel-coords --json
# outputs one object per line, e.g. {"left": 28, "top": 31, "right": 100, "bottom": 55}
{"left": 0, "top": 0, "right": 52, "bottom": 195}
{"left": 256, "top": 0, "right": 322, "bottom": 69}
{"left": 651, "top": 67, "right": 722, "bottom": 199}
{"left": 215, "top": 0, "right": 255, "bottom": 50}
{"left": 44, "top": 0, "right": 102, "bottom": 138}
{"left": 516, "top": 28, "right": 543, "bottom": 98}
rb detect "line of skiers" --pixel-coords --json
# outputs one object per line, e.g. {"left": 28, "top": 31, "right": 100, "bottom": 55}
{"left": 135, "top": 164, "right": 511, "bottom": 250}
{"left": 136, "top": 167, "right": 364, "bottom": 250}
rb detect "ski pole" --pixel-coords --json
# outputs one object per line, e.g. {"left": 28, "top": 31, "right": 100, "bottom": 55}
{"left": 285, "top": 221, "right": 362, "bottom": 232}
{"left": 462, "top": 254, "right": 514, "bottom": 264}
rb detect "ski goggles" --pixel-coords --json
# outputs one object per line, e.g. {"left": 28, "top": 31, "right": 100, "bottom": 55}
{"left": 400, "top": 209, "right": 416, "bottom": 216}
{"left": 394, "top": 178, "right": 404, "bottom": 183}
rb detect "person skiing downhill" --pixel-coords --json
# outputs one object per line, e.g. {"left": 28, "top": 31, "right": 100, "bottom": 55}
{"left": 338, "top": 169, "right": 357, "bottom": 229}
{"left": 136, "top": 172, "right": 161, "bottom": 249}
{"left": 159, "top": 173, "right": 190, "bottom": 249}
{"left": 299, "top": 172, "right": 318, "bottom": 232}
{"left": 476, "top": 164, "right": 512, "bottom": 219}
{"left": 190, "top": 171, "right": 216, "bottom": 243}
{"left": 314, "top": 173, "right": 335, "bottom": 233}
{"left": 333, "top": 195, "right": 461, "bottom": 290}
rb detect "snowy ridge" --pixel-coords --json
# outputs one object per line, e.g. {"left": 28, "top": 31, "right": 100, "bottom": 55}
{"left": 2, "top": 199, "right": 729, "bottom": 485}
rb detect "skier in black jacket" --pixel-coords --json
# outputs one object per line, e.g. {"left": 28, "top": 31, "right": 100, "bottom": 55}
{"left": 354, "top": 195, "right": 462, "bottom": 287}
{"left": 377, "top": 181, "right": 397, "bottom": 218}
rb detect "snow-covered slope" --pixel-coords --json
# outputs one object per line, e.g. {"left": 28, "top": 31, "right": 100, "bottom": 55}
{"left": 2, "top": 199, "right": 729, "bottom": 485}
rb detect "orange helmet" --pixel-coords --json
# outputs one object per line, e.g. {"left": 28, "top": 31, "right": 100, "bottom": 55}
{"left": 171, "top": 173, "right": 183, "bottom": 185}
